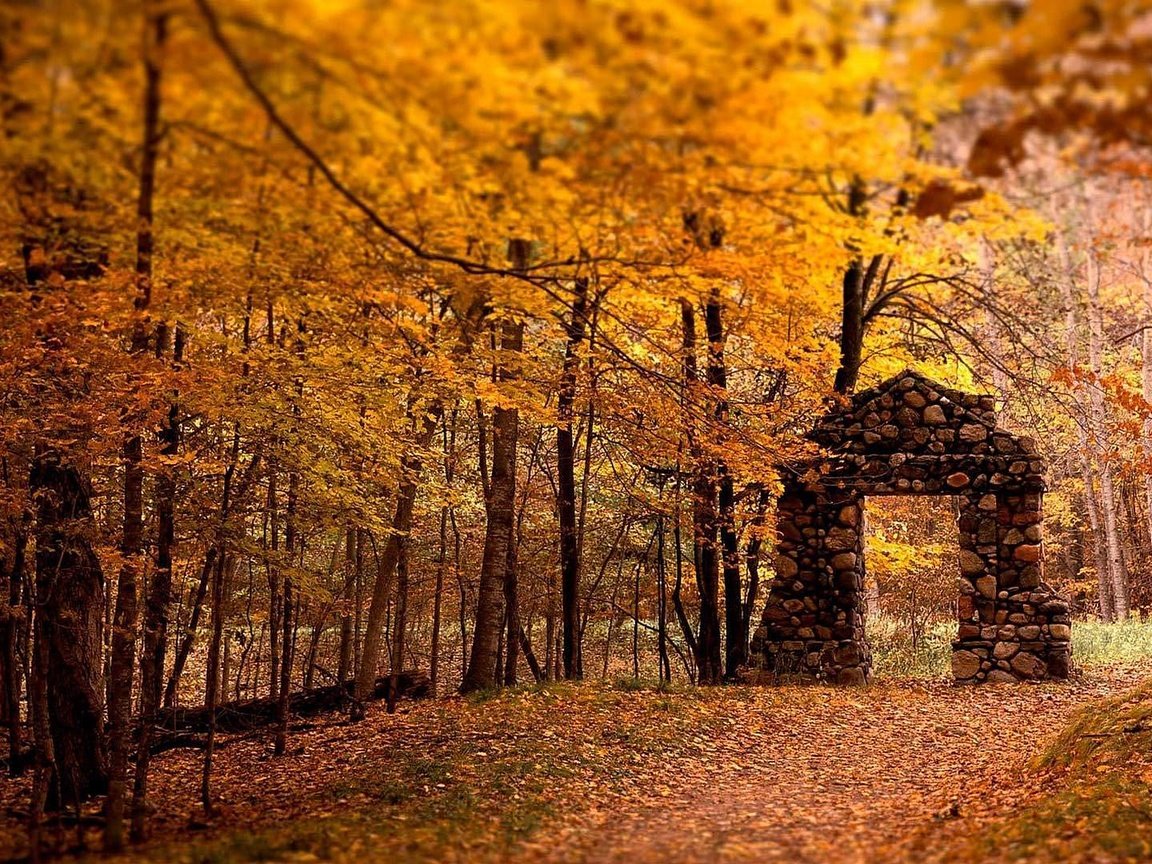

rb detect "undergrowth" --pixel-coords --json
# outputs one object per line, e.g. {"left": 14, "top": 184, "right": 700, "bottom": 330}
{"left": 869, "top": 615, "right": 1152, "bottom": 680}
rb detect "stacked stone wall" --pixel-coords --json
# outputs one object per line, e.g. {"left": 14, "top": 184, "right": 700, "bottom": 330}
{"left": 747, "top": 370, "right": 1070, "bottom": 685}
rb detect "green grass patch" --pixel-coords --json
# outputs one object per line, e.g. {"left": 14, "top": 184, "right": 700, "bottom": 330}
{"left": 868, "top": 616, "right": 954, "bottom": 679}
{"left": 869, "top": 616, "right": 1152, "bottom": 681}
{"left": 1071, "top": 617, "right": 1152, "bottom": 667}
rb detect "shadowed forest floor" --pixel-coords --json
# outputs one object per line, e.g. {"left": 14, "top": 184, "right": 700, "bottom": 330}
{"left": 2, "top": 665, "right": 1149, "bottom": 864}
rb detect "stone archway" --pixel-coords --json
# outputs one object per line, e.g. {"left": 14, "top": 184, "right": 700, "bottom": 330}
{"left": 747, "top": 370, "right": 1071, "bottom": 684}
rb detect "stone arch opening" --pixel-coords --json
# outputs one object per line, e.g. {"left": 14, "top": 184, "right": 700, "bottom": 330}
{"left": 748, "top": 370, "right": 1071, "bottom": 684}
{"left": 861, "top": 495, "right": 966, "bottom": 664}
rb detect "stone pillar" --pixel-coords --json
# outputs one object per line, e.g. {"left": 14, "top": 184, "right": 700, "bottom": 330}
{"left": 953, "top": 492, "right": 1001, "bottom": 682}
{"left": 952, "top": 489, "right": 1070, "bottom": 682}
{"left": 749, "top": 482, "right": 870, "bottom": 684}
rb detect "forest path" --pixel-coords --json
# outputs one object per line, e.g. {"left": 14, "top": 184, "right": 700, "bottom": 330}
{"left": 2, "top": 665, "right": 1141, "bottom": 863}
{"left": 521, "top": 667, "right": 1143, "bottom": 864}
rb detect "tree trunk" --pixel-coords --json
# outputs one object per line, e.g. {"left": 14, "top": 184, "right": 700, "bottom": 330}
{"left": 705, "top": 292, "right": 743, "bottom": 679}
{"left": 390, "top": 533, "right": 409, "bottom": 675}
{"left": 201, "top": 437, "right": 239, "bottom": 816}
{"left": 1086, "top": 248, "right": 1130, "bottom": 618}
{"left": 655, "top": 511, "right": 671, "bottom": 684}
{"left": 106, "top": 431, "right": 142, "bottom": 850}
{"left": 0, "top": 453, "right": 28, "bottom": 776}
{"left": 430, "top": 508, "right": 446, "bottom": 694}
{"left": 740, "top": 487, "right": 771, "bottom": 656}
{"left": 833, "top": 180, "right": 869, "bottom": 395}
{"left": 462, "top": 369, "right": 521, "bottom": 693}
{"left": 163, "top": 547, "right": 214, "bottom": 708}
{"left": 267, "top": 473, "right": 281, "bottom": 701}
{"left": 503, "top": 531, "right": 520, "bottom": 687}
{"left": 354, "top": 406, "right": 440, "bottom": 704}
{"left": 275, "top": 469, "right": 298, "bottom": 755}
{"left": 1141, "top": 243, "right": 1152, "bottom": 557}
{"left": 133, "top": 324, "right": 182, "bottom": 840}
{"left": 337, "top": 528, "right": 356, "bottom": 684}
{"left": 557, "top": 277, "right": 589, "bottom": 680}
{"left": 462, "top": 240, "right": 528, "bottom": 694}
{"left": 680, "top": 300, "right": 722, "bottom": 685}
{"left": 27, "top": 597, "right": 54, "bottom": 860}
{"left": 108, "top": 6, "right": 167, "bottom": 847}
{"left": 30, "top": 449, "right": 108, "bottom": 805}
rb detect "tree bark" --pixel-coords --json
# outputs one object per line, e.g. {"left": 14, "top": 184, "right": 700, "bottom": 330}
{"left": 133, "top": 324, "right": 182, "bottom": 840}
{"left": 0, "top": 453, "right": 28, "bottom": 776}
{"left": 557, "top": 276, "right": 589, "bottom": 680}
{"left": 201, "top": 435, "right": 240, "bottom": 816}
{"left": 107, "top": 6, "right": 167, "bottom": 847}
{"left": 1085, "top": 248, "right": 1129, "bottom": 618}
{"left": 833, "top": 181, "right": 869, "bottom": 395}
{"left": 680, "top": 300, "right": 722, "bottom": 684}
{"left": 462, "top": 330, "right": 522, "bottom": 693}
{"left": 30, "top": 449, "right": 108, "bottom": 805}
{"left": 704, "top": 292, "right": 743, "bottom": 679}
{"left": 275, "top": 468, "right": 298, "bottom": 755}
{"left": 354, "top": 406, "right": 440, "bottom": 704}
{"left": 462, "top": 239, "right": 528, "bottom": 693}
{"left": 337, "top": 528, "right": 356, "bottom": 684}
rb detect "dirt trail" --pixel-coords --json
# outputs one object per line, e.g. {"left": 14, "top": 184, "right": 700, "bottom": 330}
{"left": 528, "top": 667, "right": 1144, "bottom": 864}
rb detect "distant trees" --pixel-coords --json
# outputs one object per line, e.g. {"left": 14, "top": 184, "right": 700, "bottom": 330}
{"left": 3, "top": 0, "right": 1152, "bottom": 858}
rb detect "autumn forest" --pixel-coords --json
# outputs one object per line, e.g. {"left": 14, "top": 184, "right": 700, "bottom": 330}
{"left": 3, "top": 1, "right": 1152, "bottom": 862}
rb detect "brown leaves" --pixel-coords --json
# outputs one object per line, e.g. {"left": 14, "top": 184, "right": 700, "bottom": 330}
{"left": 2, "top": 669, "right": 1138, "bottom": 863}
{"left": 912, "top": 180, "right": 986, "bottom": 220}
{"left": 967, "top": 123, "right": 1029, "bottom": 178}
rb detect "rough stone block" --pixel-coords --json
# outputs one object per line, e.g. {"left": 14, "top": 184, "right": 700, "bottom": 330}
{"left": 952, "top": 650, "right": 981, "bottom": 679}
{"left": 1010, "top": 652, "right": 1047, "bottom": 679}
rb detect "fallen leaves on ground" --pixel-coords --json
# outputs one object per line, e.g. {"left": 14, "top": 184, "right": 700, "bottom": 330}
{"left": 1, "top": 665, "right": 1147, "bottom": 864}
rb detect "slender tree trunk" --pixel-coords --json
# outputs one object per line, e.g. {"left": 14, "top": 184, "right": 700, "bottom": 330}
{"left": 201, "top": 436, "right": 239, "bottom": 816}
{"left": 107, "top": 7, "right": 167, "bottom": 847}
{"left": 1140, "top": 244, "right": 1152, "bottom": 555}
{"left": 833, "top": 180, "right": 869, "bottom": 395}
{"left": 463, "top": 368, "right": 521, "bottom": 693}
{"left": 133, "top": 324, "right": 182, "bottom": 840}
{"left": 27, "top": 600, "right": 54, "bottom": 863}
{"left": 557, "top": 277, "right": 588, "bottom": 680}
{"left": 430, "top": 508, "right": 446, "bottom": 693}
{"left": 275, "top": 469, "right": 298, "bottom": 755}
{"left": 354, "top": 529, "right": 364, "bottom": 680}
{"left": 267, "top": 474, "right": 281, "bottom": 701}
{"left": 163, "top": 547, "right": 213, "bottom": 708}
{"left": 1, "top": 453, "right": 28, "bottom": 776}
{"left": 680, "top": 300, "right": 721, "bottom": 684}
{"left": 390, "top": 535, "right": 409, "bottom": 674}
{"left": 462, "top": 240, "right": 528, "bottom": 694}
{"left": 106, "top": 432, "right": 142, "bottom": 850}
{"left": 354, "top": 406, "right": 440, "bottom": 705}
{"left": 503, "top": 531, "right": 520, "bottom": 687}
{"left": 1086, "top": 248, "right": 1130, "bottom": 618}
{"left": 740, "top": 487, "right": 771, "bottom": 655}
{"left": 632, "top": 551, "right": 641, "bottom": 679}
{"left": 337, "top": 528, "right": 355, "bottom": 684}
{"left": 671, "top": 467, "right": 697, "bottom": 683}
{"left": 655, "top": 511, "right": 671, "bottom": 684}
{"left": 705, "top": 292, "right": 743, "bottom": 679}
